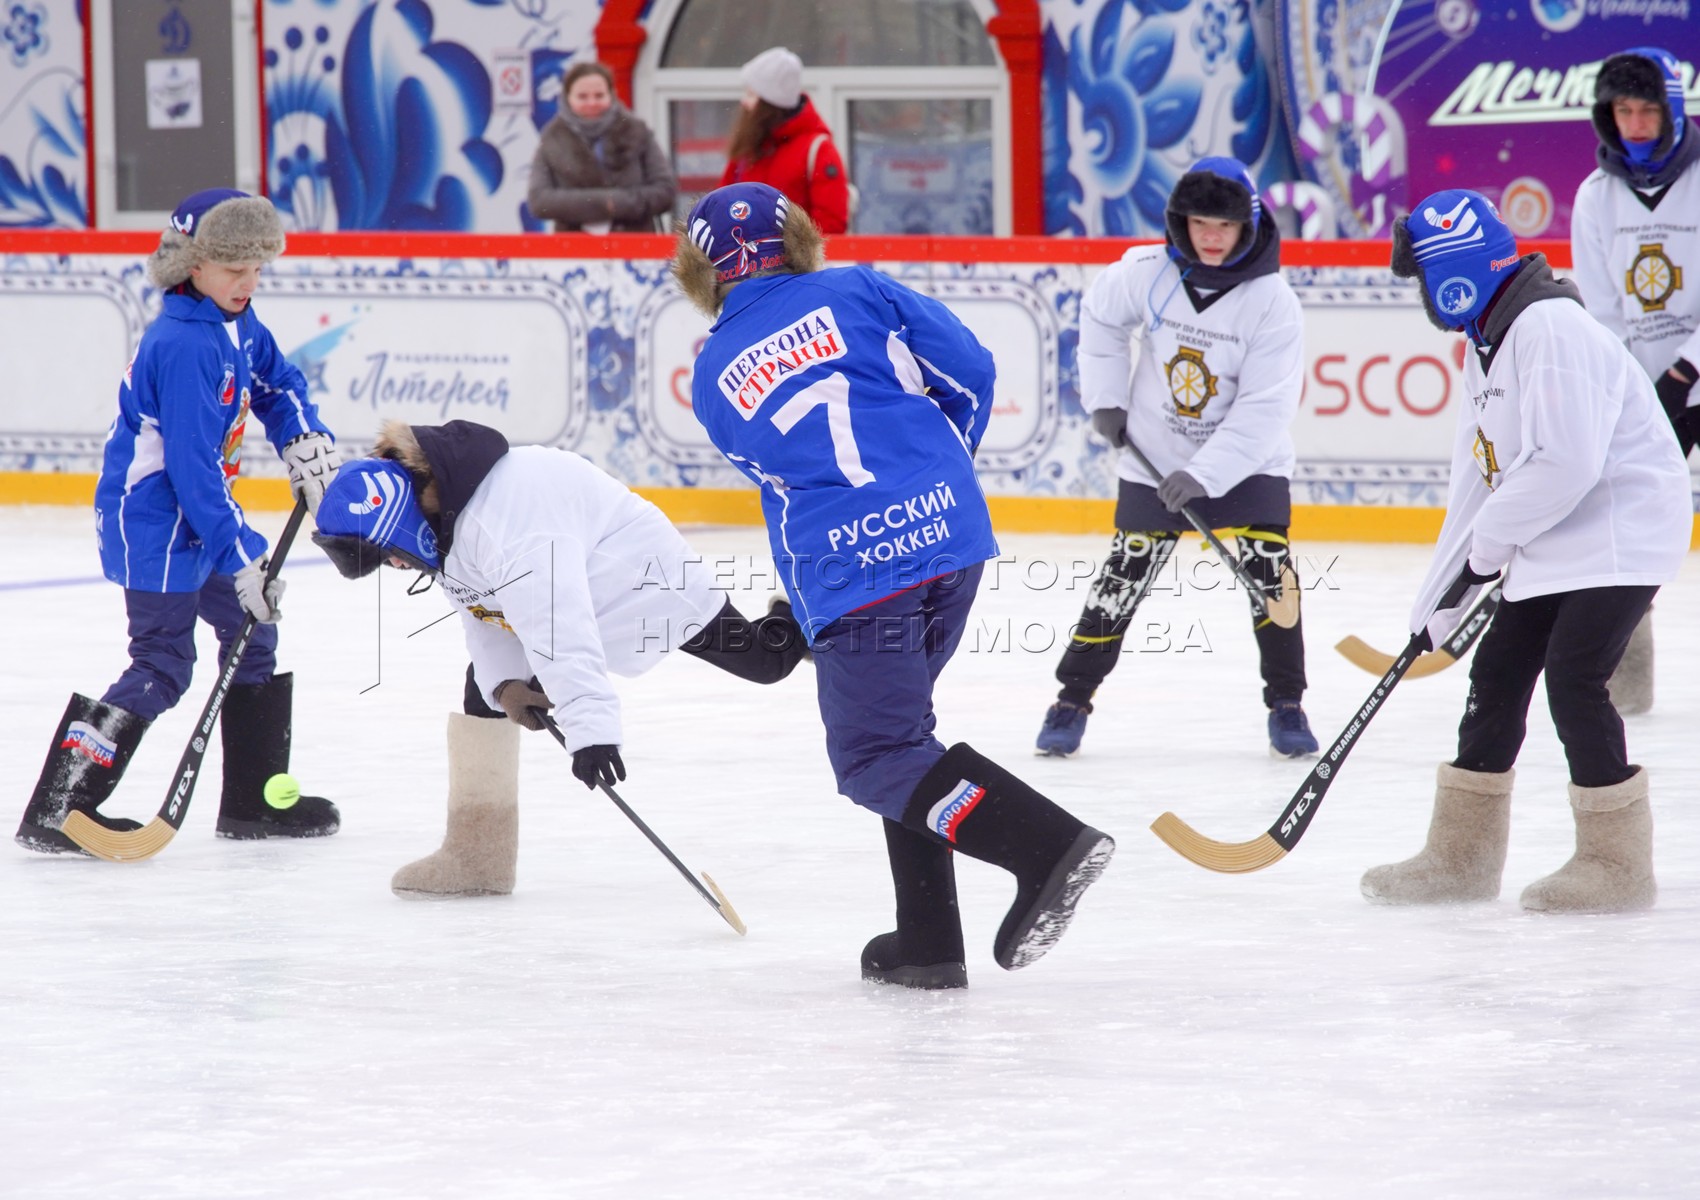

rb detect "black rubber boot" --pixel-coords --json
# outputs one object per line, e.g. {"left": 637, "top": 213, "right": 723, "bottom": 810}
{"left": 862, "top": 819, "right": 967, "bottom": 990}
{"left": 900, "top": 743, "right": 1115, "bottom": 971}
{"left": 215, "top": 673, "right": 340, "bottom": 839}
{"left": 16, "top": 694, "right": 150, "bottom": 856}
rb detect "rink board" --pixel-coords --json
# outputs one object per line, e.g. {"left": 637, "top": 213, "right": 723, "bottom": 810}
{"left": 2, "top": 231, "right": 1687, "bottom": 541}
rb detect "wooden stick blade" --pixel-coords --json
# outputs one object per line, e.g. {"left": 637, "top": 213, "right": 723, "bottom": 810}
{"left": 700, "top": 872, "right": 747, "bottom": 936}
{"left": 1149, "top": 812, "right": 1288, "bottom": 874}
{"left": 61, "top": 813, "right": 177, "bottom": 863}
{"left": 1334, "top": 636, "right": 1456, "bottom": 679}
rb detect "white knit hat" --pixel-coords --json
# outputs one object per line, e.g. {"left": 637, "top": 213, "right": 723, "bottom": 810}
{"left": 741, "top": 47, "right": 802, "bottom": 109}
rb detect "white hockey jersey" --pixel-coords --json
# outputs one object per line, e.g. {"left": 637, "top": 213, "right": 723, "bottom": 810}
{"left": 1409, "top": 296, "right": 1691, "bottom": 642}
{"left": 439, "top": 446, "right": 724, "bottom": 754}
{"left": 1078, "top": 244, "right": 1304, "bottom": 495}
{"left": 1570, "top": 164, "right": 1700, "bottom": 379}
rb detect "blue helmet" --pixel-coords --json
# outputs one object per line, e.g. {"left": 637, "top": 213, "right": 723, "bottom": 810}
{"left": 311, "top": 458, "right": 441, "bottom": 577}
{"left": 683, "top": 183, "right": 791, "bottom": 284}
{"left": 1391, "top": 190, "right": 1522, "bottom": 345}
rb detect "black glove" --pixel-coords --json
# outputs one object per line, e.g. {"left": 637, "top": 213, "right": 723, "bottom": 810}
{"left": 1460, "top": 562, "right": 1499, "bottom": 585}
{"left": 494, "top": 678, "right": 551, "bottom": 731}
{"left": 571, "top": 744, "right": 627, "bottom": 791}
{"left": 1090, "top": 408, "right": 1128, "bottom": 448}
{"left": 1653, "top": 360, "right": 1695, "bottom": 428}
{"left": 1157, "top": 469, "right": 1206, "bottom": 513}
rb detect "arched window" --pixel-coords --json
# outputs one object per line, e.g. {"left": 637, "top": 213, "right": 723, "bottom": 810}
{"left": 639, "top": 0, "right": 1008, "bottom": 235}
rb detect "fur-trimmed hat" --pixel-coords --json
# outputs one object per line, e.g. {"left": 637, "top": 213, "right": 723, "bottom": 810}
{"left": 147, "top": 188, "right": 286, "bottom": 290}
{"left": 1391, "top": 189, "right": 1521, "bottom": 346}
{"left": 1591, "top": 47, "right": 1687, "bottom": 167}
{"left": 672, "top": 183, "right": 825, "bottom": 317}
{"left": 1165, "top": 157, "right": 1261, "bottom": 266}
{"left": 742, "top": 47, "right": 802, "bottom": 109}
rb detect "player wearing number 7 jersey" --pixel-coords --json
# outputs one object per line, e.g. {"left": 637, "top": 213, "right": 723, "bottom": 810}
{"left": 674, "top": 182, "right": 1114, "bottom": 989}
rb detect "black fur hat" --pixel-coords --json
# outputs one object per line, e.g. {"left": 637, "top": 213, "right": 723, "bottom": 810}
{"left": 1590, "top": 48, "right": 1681, "bottom": 161}
{"left": 1165, "top": 157, "right": 1258, "bottom": 264}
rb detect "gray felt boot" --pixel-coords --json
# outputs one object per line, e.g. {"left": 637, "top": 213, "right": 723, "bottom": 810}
{"left": 1361, "top": 763, "right": 1513, "bottom": 904}
{"left": 1520, "top": 768, "right": 1656, "bottom": 914}
{"left": 1605, "top": 611, "right": 1653, "bottom": 716}
{"left": 392, "top": 713, "right": 520, "bottom": 898}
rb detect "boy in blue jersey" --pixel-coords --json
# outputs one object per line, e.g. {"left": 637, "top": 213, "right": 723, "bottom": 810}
{"left": 16, "top": 189, "right": 344, "bottom": 855}
{"left": 673, "top": 183, "right": 1115, "bottom": 987}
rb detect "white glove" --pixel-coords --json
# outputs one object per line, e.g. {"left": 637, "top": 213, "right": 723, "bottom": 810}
{"left": 282, "top": 432, "right": 343, "bottom": 516}
{"left": 233, "top": 558, "right": 286, "bottom": 623}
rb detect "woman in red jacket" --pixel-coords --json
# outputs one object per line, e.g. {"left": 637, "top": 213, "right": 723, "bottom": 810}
{"left": 718, "top": 47, "right": 851, "bottom": 234}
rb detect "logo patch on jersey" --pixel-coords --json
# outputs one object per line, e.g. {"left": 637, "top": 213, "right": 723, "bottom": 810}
{"left": 1472, "top": 428, "right": 1501, "bottom": 488}
{"left": 466, "top": 603, "right": 513, "bottom": 633}
{"left": 718, "top": 306, "right": 847, "bottom": 417}
{"left": 926, "top": 780, "right": 986, "bottom": 843}
{"left": 1626, "top": 243, "right": 1682, "bottom": 314}
{"left": 1165, "top": 346, "right": 1219, "bottom": 418}
{"left": 122, "top": 350, "right": 137, "bottom": 390}
{"left": 61, "top": 722, "right": 119, "bottom": 769}
{"left": 218, "top": 365, "right": 236, "bottom": 406}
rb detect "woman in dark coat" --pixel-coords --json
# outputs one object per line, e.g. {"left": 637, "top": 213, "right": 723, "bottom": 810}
{"left": 527, "top": 62, "right": 675, "bottom": 233}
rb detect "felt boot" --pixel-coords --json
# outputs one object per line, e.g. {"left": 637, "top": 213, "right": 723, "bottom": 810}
{"left": 392, "top": 713, "right": 520, "bottom": 898}
{"left": 900, "top": 744, "right": 1114, "bottom": 970}
{"left": 216, "top": 672, "right": 340, "bottom": 839}
{"left": 1361, "top": 763, "right": 1513, "bottom": 904}
{"left": 1520, "top": 768, "right": 1656, "bottom": 914}
{"left": 15, "top": 694, "right": 149, "bottom": 856}
{"left": 862, "top": 819, "right": 967, "bottom": 989}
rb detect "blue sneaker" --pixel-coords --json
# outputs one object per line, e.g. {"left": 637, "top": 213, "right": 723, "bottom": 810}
{"left": 1268, "top": 700, "right": 1320, "bottom": 759}
{"left": 1036, "top": 701, "right": 1091, "bottom": 757}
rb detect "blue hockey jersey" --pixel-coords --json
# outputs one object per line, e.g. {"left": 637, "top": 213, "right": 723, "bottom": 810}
{"left": 95, "top": 290, "right": 331, "bottom": 591}
{"left": 690, "top": 265, "right": 999, "bottom": 639}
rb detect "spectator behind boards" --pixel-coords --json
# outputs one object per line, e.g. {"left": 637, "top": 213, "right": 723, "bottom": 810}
{"left": 719, "top": 47, "right": 851, "bottom": 234}
{"left": 528, "top": 61, "right": 676, "bottom": 234}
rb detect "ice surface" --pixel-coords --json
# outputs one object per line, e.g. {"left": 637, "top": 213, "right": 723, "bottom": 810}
{"left": 2, "top": 507, "right": 1697, "bottom": 1198}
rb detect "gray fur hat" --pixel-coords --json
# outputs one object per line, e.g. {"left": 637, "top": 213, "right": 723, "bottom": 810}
{"left": 147, "top": 188, "right": 286, "bottom": 290}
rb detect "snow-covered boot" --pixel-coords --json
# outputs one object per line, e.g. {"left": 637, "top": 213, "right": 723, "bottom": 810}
{"left": 1361, "top": 763, "right": 1513, "bottom": 904}
{"left": 393, "top": 713, "right": 520, "bottom": 898}
{"left": 1520, "top": 768, "right": 1656, "bottom": 913}
{"left": 1035, "top": 700, "right": 1091, "bottom": 757}
{"left": 900, "top": 744, "right": 1114, "bottom": 970}
{"left": 15, "top": 694, "right": 150, "bottom": 856}
{"left": 862, "top": 818, "right": 967, "bottom": 989}
{"left": 215, "top": 672, "right": 340, "bottom": 839}
{"left": 1606, "top": 611, "right": 1653, "bottom": 716}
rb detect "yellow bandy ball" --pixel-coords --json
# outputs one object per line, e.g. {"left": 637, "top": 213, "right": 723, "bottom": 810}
{"left": 263, "top": 773, "right": 301, "bottom": 810}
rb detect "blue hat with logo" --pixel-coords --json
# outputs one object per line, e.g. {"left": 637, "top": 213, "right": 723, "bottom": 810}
{"left": 1391, "top": 189, "right": 1522, "bottom": 345}
{"left": 684, "top": 183, "right": 791, "bottom": 283}
{"left": 311, "top": 458, "right": 441, "bottom": 577}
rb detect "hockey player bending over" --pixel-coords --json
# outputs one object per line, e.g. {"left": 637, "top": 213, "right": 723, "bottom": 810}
{"left": 17, "top": 188, "right": 343, "bottom": 855}
{"left": 673, "top": 183, "right": 1115, "bottom": 988}
{"left": 311, "top": 419, "right": 807, "bottom": 898}
{"left": 1363, "top": 190, "right": 1690, "bottom": 914}
{"left": 1035, "top": 157, "right": 1317, "bottom": 761}
{"left": 1568, "top": 45, "right": 1700, "bottom": 715}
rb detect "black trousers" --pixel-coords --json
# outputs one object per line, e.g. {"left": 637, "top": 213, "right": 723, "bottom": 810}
{"left": 1054, "top": 526, "right": 1306, "bottom": 708}
{"left": 1454, "top": 584, "right": 1656, "bottom": 787}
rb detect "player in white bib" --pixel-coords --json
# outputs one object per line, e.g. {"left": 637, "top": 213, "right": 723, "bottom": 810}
{"left": 1568, "top": 45, "right": 1699, "bottom": 713}
{"left": 1035, "top": 157, "right": 1316, "bottom": 760}
{"left": 1364, "top": 190, "right": 1690, "bottom": 913}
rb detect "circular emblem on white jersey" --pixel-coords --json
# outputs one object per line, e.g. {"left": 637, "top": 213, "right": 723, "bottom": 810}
{"left": 1628, "top": 243, "right": 1682, "bottom": 313}
{"left": 1435, "top": 276, "right": 1478, "bottom": 317}
{"left": 729, "top": 200, "right": 752, "bottom": 220}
